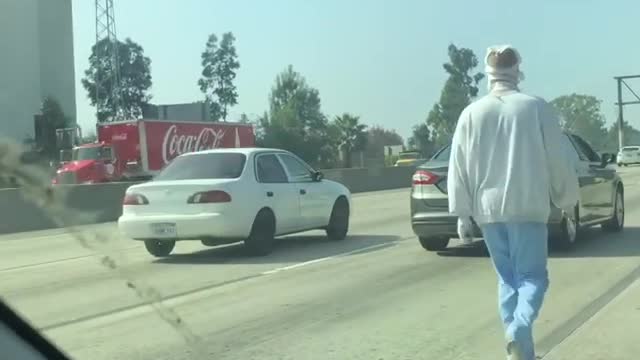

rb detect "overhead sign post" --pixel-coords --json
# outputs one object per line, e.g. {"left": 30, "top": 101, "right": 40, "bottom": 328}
{"left": 614, "top": 74, "right": 640, "bottom": 150}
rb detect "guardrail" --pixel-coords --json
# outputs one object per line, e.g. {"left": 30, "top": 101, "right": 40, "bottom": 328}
{"left": 0, "top": 166, "right": 417, "bottom": 235}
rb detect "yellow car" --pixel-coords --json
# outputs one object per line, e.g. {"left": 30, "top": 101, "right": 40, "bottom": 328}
{"left": 394, "top": 151, "right": 424, "bottom": 167}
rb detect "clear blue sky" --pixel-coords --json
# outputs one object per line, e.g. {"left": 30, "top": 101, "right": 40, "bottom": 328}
{"left": 72, "top": 0, "right": 640, "bottom": 139}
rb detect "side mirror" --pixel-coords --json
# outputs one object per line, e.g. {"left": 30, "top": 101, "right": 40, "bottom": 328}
{"left": 601, "top": 153, "right": 614, "bottom": 166}
{"left": 312, "top": 171, "right": 324, "bottom": 182}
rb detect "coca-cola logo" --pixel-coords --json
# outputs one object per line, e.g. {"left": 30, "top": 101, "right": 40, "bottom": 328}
{"left": 161, "top": 124, "right": 226, "bottom": 164}
{"left": 112, "top": 133, "right": 127, "bottom": 141}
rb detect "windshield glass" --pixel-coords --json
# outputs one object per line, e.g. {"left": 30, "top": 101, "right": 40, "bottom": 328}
{"left": 154, "top": 153, "right": 246, "bottom": 180}
{"left": 431, "top": 145, "right": 451, "bottom": 161}
{"left": 72, "top": 147, "right": 101, "bottom": 161}
{"left": 4, "top": 2, "right": 640, "bottom": 360}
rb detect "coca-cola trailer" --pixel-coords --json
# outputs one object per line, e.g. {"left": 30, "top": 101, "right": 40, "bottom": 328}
{"left": 53, "top": 119, "right": 255, "bottom": 185}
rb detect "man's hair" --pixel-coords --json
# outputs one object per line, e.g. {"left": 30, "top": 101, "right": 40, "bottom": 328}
{"left": 486, "top": 48, "right": 519, "bottom": 69}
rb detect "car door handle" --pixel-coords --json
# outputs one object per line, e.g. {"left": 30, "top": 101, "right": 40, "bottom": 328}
{"left": 267, "top": 191, "right": 274, "bottom": 197}
{"left": 300, "top": 189, "right": 307, "bottom": 195}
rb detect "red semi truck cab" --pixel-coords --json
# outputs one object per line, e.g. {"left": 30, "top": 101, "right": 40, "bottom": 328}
{"left": 53, "top": 119, "right": 255, "bottom": 185}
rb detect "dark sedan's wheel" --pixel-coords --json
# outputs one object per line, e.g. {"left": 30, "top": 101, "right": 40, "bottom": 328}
{"left": 245, "top": 210, "right": 276, "bottom": 256}
{"left": 419, "top": 236, "right": 450, "bottom": 251}
{"left": 602, "top": 188, "right": 624, "bottom": 232}
{"left": 144, "top": 239, "right": 175, "bottom": 257}
{"left": 552, "top": 206, "right": 579, "bottom": 251}
{"left": 326, "top": 197, "right": 349, "bottom": 241}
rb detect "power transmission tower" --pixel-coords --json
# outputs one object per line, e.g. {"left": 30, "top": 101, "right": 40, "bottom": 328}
{"left": 95, "top": 0, "right": 122, "bottom": 122}
{"left": 614, "top": 75, "right": 640, "bottom": 150}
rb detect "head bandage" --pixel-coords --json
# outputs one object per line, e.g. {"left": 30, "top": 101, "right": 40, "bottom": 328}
{"left": 485, "top": 45, "right": 524, "bottom": 91}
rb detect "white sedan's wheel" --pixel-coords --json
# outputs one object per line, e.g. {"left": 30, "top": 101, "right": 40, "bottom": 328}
{"left": 144, "top": 239, "right": 175, "bottom": 257}
{"left": 326, "top": 197, "right": 349, "bottom": 241}
{"left": 244, "top": 210, "right": 276, "bottom": 256}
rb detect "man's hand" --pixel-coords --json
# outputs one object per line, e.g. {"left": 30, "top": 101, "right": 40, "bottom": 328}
{"left": 457, "top": 217, "right": 474, "bottom": 244}
{"left": 562, "top": 206, "right": 576, "bottom": 221}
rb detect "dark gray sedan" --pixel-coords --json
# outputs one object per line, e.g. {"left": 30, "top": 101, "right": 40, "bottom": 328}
{"left": 410, "top": 132, "right": 625, "bottom": 252}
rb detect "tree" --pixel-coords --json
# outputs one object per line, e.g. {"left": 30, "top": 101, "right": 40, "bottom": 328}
{"left": 334, "top": 113, "right": 368, "bottom": 168}
{"left": 365, "top": 126, "right": 404, "bottom": 159}
{"left": 261, "top": 65, "right": 335, "bottom": 167}
{"left": 82, "top": 38, "right": 152, "bottom": 122}
{"left": 427, "top": 44, "right": 484, "bottom": 147}
{"left": 198, "top": 32, "right": 240, "bottom": 122}
{"left": 551, "top": 94, "right": 608, "bottom": 150}
{"left": 37, "top": 97, "right": 70, "bottom": 159}
{"left": 408, "top": 123, "right": 435, "bottom": 158}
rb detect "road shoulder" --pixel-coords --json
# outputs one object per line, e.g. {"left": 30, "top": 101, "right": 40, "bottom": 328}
{"left": 543, "top": 277, "right": 640, "bottom": 360}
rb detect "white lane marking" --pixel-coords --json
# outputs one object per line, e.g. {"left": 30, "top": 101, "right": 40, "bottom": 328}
{"left": 44, "top": 240, "right": 404, "bottom": 331}
{"left": 260, "top": 242, "right": 392, "bottom": 275}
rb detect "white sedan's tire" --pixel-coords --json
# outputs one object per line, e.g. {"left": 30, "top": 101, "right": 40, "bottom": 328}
{"left": 326, "top": 197, "right": 349, "bottom": 241}
{"left": 245, "top": 209, "right": 276, "bottom": 256}
{"left": 144, "top": 239, "right": 175, "bottom": 257}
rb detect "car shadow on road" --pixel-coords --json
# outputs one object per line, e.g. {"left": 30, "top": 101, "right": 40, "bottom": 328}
{"left": 435, "top": 226, "right": 640, "bottom": 258}
{"left": 153, "top": 234, "right": 403, "bottom": 265}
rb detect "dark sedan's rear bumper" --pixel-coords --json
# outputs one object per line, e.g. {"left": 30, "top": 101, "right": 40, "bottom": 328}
{"left": 411, "top": 211, "right": 482, "bottom": 238}
{"left": 411, "top": 209, "right": 565, "bottom": 239}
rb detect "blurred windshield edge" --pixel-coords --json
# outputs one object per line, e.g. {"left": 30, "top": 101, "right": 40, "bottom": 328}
{"left": 0, "top": 138, "right": 206, "bottom": 356}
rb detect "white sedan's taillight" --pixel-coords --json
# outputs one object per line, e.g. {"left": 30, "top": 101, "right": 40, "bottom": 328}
{"left": 187, "top": 190, "right": 232, "bottom": 204}
{"left": 412, "top": 170, "right": 440, "bottom": 185}
{"left": 123, "top": 193, "right": 149, "bottom": 205}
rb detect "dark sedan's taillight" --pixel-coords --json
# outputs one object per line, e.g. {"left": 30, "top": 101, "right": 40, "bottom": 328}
{"left": 412, "top": 170, "right": 440, "bottom": 185}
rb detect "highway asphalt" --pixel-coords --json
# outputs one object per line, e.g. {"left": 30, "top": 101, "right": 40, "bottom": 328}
{"left": 2, "top": 167, "right": 640, "bottom": 360}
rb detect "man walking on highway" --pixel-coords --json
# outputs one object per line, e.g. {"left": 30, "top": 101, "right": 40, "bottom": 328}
{"left": 447, "top": 45, "right": 579, "bottom": 360}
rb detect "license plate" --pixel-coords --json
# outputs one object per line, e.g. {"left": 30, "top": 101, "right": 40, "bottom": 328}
{"left": 150, "top": 223, "right": 177, "bottom": 238}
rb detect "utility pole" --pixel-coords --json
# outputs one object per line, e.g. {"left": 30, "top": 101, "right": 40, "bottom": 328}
{"left": 614, "top": 75, "right": 640, "bottom": 151}
{"left": 617, "top": 77, "right": 624, "bottom": 149}
{"left": 95, "top": 0, "right": 122, "bottom": 122}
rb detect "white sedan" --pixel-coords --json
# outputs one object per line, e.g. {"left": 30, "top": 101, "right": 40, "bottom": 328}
{"left": 117, "top": 148, "right": 352, "bottom": 257}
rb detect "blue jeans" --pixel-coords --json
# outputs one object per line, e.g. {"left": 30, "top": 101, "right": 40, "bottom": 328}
{"left": 481, "top": 222, "right": 549, "bottom": 360}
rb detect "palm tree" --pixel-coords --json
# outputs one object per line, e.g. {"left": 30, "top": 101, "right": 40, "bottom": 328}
{"left": 334, "top": 113, "right": 368, "bottom": 168}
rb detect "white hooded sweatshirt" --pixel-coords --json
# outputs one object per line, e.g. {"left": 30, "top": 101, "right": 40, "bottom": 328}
{"left": 447, "top": 46, "right": 579, "bottom": 225}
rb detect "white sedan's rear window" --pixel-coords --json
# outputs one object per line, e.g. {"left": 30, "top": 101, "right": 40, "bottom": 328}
{"left": 622, "top": 147, "right": 640, "bottom": 152}
{"left": 154, "top": 153, "right": 247, "bottom": 180}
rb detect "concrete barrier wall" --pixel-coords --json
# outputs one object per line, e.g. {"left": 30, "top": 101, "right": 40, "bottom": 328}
{"left": 0, "top": 166, "right": 416, "bottom": 235}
